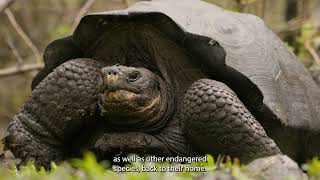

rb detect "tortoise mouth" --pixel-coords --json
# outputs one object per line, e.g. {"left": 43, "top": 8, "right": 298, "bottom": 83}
{"left": 98, "top": 87, "right": 155, "bottom": 116}
{"left": 99, "top": 89, "right": 139, "bottom": 104}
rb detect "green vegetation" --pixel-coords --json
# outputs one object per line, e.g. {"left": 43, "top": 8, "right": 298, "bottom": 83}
{"left": 48, "top": 24, "right": 73, "bottom": 40}
{"left": 303, "top": 157, "right": 320, "bottom": 179}
{"left": 0, "top": 153, "right": 238, "bottom": 180}
{"left": 286, "top": 21, "right": 320, "bottom": 68}
{"left": 0, "top": 153, "right": 319, "bottom": 180}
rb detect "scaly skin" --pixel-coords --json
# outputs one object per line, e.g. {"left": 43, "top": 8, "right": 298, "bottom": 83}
{"left": 88, "top": 132, "right": 173, "bottom": 159}
{"left": 182, "top": 79, "right": 281, "bottom": 163}
{"left": 89, "top": 117, "right": 192, "bottom": 159}
{"left": 5, "top": 59, "right": 189, "bottom": 167}
{"left": 5, "top": 60, "right": 281, "bottom": 167}
{"left": 4, "top": 58, "right": 103, "bottom": 167}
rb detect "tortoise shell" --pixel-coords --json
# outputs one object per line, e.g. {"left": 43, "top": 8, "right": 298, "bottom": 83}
{"left": 32, "top": 0, "right": 320, "bottom": 159}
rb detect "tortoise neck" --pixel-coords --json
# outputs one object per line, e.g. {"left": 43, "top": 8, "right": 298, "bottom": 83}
{"left": 108, "top": 77, "right": 174, "bottom": 133}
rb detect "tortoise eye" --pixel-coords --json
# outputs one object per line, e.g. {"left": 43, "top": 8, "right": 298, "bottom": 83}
{"left": 128, "top": 71, "right": 141, "bottom": 82}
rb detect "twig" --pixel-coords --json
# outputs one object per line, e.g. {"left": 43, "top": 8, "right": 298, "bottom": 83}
{"left": 0, "top": 63, "right": 44, "bottom": 77}
{"left": 0, "top": 0, "right": 15, "bottom": 12}
{"left": 274, "top": 17, "right": 305, "bottom": 33}
{"left": 305, "top": 39, "right": 320, "bottom": 65}
{"left": 4, "top": 8, "right": 42, "bottom": 63}
{"left": 3, "top": 34, "right": 23, "bottom": 64}
{"left": 261, "top": 0, "right": 266, "bottom": 19}
{"left": 274, "top": 0, "right": 310, "bottom": 34}
{"left": 72, "top": 0, "right": 96, "bottom": 32}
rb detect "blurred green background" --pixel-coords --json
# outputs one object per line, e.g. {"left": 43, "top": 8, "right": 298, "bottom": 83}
{"left": 0, "top": 0, "right": 319, "bottom": 140}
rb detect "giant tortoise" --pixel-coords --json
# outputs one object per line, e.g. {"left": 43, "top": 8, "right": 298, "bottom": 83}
{"left": 4, "top": 0, "right": 320, "bottom": 167}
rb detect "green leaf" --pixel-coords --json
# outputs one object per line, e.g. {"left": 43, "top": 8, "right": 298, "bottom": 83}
{"left": 306, "top": 157, "right": 320, "bottom": 178}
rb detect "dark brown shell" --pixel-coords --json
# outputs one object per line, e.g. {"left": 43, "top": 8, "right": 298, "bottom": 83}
{"left": 34, "top": 0, "right": 320, "bottom": 135}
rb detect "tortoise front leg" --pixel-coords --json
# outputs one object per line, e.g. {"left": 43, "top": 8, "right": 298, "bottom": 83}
{"left": 87, "top": 132, "right": 173, "bottom": 160}
{"left": 182, "top": 79, "right": 281, "bottom": 163}
{"left": 4, "top": 58, "right": 103, "bottom": 168}
{"left": 86, "top": 117, "right": 192, "bottom": 160}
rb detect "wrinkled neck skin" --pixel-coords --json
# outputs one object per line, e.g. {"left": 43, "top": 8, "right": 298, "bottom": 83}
{"left": 104, "top": 76, "right": 174, "bottom": 133}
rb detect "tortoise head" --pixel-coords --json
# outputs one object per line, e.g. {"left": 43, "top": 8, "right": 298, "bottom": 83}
{"left": 98, "top": 64, "right": 172, "bottom": 131}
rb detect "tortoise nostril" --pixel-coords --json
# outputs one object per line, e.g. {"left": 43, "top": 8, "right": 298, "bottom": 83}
{"left": 103, "top": 68, "right": 119, "bottom": 76}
